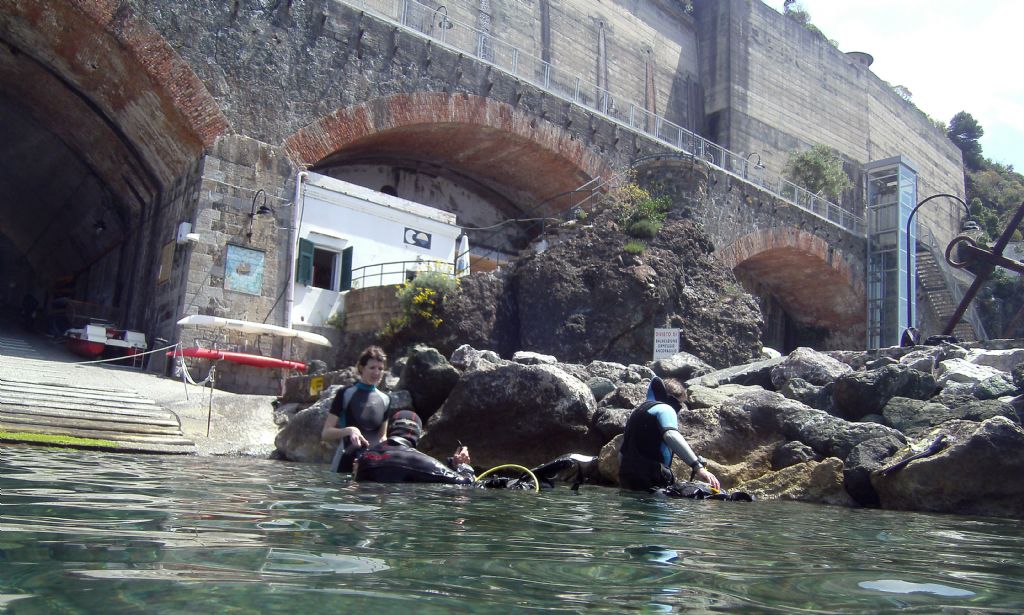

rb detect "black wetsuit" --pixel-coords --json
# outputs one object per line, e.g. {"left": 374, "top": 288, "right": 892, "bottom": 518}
{"left": 353, "top": 437, "right": 475, "bottom": 484}
{"left": 329, "top": 383, "right": 390, "bottom": 472}
{"left": 619, "top": 400, "right": 677, "bottom": 491}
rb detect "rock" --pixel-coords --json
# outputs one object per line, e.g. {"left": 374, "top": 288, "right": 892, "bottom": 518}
{"left": 628, "top": 364, "right": 657, "bottom": 380}
{"left": 771, "top": 440, "right": 820, "bottom": 470}
{"left": 387, "top": 389, "right": 414, "bottom": 412}
{"left": 967, "top": 348, "right": 1024, "bottom": 374}
{"left": 1014, "top": 363, "right": 1024, "bottom": 391}
{"left": 832, "top": 365, "right": 937, "bottom": 420}
{"left": 936, "top": 342, "right": 969, "bottom": 362}
{"left": 434, "top": 269, "right": 518, "bottom": 357}
{"left": 397, "top": 345, "right": 460, "bottom": 421}
{"left": 734, "top": 458, "right": 857, "bottom": 507}
{"left": 597, "top": 433, "right": 624, "bottom": 484}
{"left": 272, "top": 402, "right": 302, "bottom": 427}
{"left": 450, "top": 344, "right": 503, "bottom": 372}
{"left": 686, "top": 357, "right": 783, "bottom": 390}
{"left": 974, "top": 374, "right": 1018, "bottom": 400}
{"left": 686, "top": 383, "right": 764, "bottom": 410}
{"left": 306, "top": 359, "right": 328, "bottom": 375}
{"left": 419, "top": 362, "right": 602, "bottom": 468}
{"left": 843, "top": 435, "right": 905, "bottom": 507}
{"left": 936, "top": 358, "right": 1005, "bottom": 387}
{"left": 650, "top": 351, "right": 713, "bottom": 381}
{"left": 881, "top": 397, "right": 930, "bottom": 435}
{"left": 770, "top": 347, "right": 853, "bottom": 389}
{"left": 513, "top": 212, "right": 762, "bottom": 367}
{"left": 778, "top": 377, "right": 832, "bottom": 411}
{"left": 761, "top": 347, "right": 782, "bottom": 360}
{"left": 899, "top": 347, "right": 939, "bottom": 373}
{"left": 586, "top": 377, "right": 616, "bottom": 402}
{"left": 872, "top": 417, "right": 1024, "bottom": 518}
{"left": 585, "top": 360, "right": 633, "bottom": 383}
{"left": 598, "top": 382, "right": 648, "bottom": 410}
{"left": 864, "top": 357, "right": 899, "bottom": 370}
{"left": 593, "top": 406, "right": 632, "bottom": 441}
{"left": 513, "top": 350, "right": 558, "bottom": 365}
{"left": 273, "top": 397, "right": 335, "bottom": 463}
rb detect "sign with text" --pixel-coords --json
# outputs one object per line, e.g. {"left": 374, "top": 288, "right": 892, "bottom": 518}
{"left": 653, "top": 328, "right": 680, "bottom": 360}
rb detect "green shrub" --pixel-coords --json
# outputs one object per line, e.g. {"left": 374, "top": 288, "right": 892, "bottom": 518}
{"left": 623, "top": 240, "right": 646, "bottom": 255}
{"left": 395, "top": 266, "right": 459, "bottom": 329}
{"left": 627, "top": 218, "right": 663, "bottom": 239}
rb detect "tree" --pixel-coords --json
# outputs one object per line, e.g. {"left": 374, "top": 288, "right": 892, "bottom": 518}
{"left": 947, "top": 111, "right": 985, "bottom": 171}
{"left": 783, "top": 144, "right": 852, "bottom": 201}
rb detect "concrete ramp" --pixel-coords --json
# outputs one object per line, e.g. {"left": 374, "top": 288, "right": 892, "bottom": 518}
{"left": 0, "top": 339, "right": 196, "bottom": 454}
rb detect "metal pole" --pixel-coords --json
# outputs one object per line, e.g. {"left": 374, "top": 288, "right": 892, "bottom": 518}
{"left": 905, "top": 193, "right": 970, "bottom": 337}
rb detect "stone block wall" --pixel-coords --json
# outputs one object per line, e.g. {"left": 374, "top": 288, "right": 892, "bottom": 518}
{"left": 693, "top": 0, "right": 966, "bottom": 246}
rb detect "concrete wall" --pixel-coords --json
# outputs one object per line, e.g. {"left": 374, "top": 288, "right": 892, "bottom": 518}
{"left": 693, "top": 0, "right": 966, "bottom": 245}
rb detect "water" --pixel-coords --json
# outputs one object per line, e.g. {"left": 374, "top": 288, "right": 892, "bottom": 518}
{"left": 2, "top": 447, "right": 1023, "bottom": 614}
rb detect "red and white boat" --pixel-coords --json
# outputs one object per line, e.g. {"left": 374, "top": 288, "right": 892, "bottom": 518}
{"left": 65, "top": 324, "right": 147, "bottom": 360}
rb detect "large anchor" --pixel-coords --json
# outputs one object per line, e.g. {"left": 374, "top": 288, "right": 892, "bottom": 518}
{"left": 942, "top": 201, "right": 1024, "bottom": 337}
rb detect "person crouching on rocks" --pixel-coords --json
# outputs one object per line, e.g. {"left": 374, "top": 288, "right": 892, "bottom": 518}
{"left": 322, "top": 345, "right": 391, "bottom": 472}
{"left": 354, "top": 410, "right": 475, "bottom": 484}
{"left": 619, "top": 377, "right": 721, "bottom": 492}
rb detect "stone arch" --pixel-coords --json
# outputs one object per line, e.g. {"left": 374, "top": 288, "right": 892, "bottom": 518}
{"left": 284, "top": 91, "right": 613, "bottom": 215}
{"left": 1, "top": 0, "right": 229, "bottom": 283}
{"left": 720, "top": 227, "right": 866, "bottom": 349}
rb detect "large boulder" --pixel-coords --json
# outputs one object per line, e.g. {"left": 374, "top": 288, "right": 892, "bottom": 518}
{"left": 734, "top": 458, "right": 856, "bottom": 506}
{"left": 651, "top": 351, "right": 714, "bottom": 381}
{"left": 770, "top": 346, "right": 852, "bottom": 389}
{"left": 832, "top": 364, "right": 937, "bottom": 420}
{"left": 273, "top": 395, "right": 336, "bottom": 463}
{"left": 936, "top": 358, "right": 1005, "bottom": 387}
{"left": 419, "top": 362, "right": 603, "bottom": 468}
{"left": 967, "top": 348, "right": 1024, "bottom": 374}
{"left": 872, "top": 417, "right": 1024, "bottom": 518}
{"left": 686, "top": 357, "right": 783, "bottom": 390}
{"left": 396, "top": 345, "right": 460, "bottom": 421}
{"left": 843, "top": 436, "right": 905, "bottom": 507}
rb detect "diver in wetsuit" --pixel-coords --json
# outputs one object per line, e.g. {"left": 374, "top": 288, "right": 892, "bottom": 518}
{"left": 354, "top": 410, "right": 476, "bottom": 484}
{"left": 322, "top": 346, "right": 391, "bottom": 472}
{"left": 619, "top": 377, "right": 722, "bottom": 492}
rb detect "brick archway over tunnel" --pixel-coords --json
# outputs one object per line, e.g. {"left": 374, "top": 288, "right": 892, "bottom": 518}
{"left": 720, "top": 227, "right": 866, "bottom": 350}
{"left": 284, "top": 92, "right": 612, "bottom": 217}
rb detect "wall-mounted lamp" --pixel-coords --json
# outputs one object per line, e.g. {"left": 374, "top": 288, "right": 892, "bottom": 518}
{"left": 246, "top": 189, "right": 273, "bottom": 241}
{"left": 435, "top": 5, "right": 453, "bottom": 30}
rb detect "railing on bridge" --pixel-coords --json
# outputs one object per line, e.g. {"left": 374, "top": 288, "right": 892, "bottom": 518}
{"left": 341, "top": 0, "right": 866, "bottom": 236}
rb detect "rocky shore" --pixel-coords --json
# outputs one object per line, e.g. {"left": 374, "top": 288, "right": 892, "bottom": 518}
{"left": 272, "top": 339, "right": 1024, "bottom": 519}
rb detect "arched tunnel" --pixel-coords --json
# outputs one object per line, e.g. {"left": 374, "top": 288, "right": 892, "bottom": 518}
{"left": 1, "top": 0, "right": 219, "bottom": 330}
{"left": 723, "top": 229, "right": 867, "bottom": 352}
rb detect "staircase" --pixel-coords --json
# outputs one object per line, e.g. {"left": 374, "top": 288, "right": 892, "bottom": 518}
{"left": 915, "top": 245, "right": 978, "bottom": 341}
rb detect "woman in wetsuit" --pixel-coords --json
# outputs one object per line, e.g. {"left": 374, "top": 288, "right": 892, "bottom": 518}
{"left": 322, "top": 346, "right": 391, "bottom": 472}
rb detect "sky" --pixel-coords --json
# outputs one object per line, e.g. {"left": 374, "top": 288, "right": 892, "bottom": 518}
{"left": 762, "top": 0, "right": 1024, "bottom": 172}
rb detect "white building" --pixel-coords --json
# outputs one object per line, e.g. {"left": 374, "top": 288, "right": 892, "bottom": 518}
{"left": 291, "top": 172, "right": 465, "bottom": 327}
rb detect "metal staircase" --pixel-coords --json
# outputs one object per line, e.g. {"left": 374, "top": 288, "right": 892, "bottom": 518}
{"left": 915, "top": 225, "right": 986, "bottom": 341}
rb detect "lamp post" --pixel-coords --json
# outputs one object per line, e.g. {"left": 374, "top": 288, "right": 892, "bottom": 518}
{"left": 246, "top": 189, "right": 272, "bottom": 241}
{"left": 903, "top": 193, "right": 971, "bottom": 343}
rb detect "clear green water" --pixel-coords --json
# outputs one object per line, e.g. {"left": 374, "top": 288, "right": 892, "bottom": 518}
{"left": 1, "top": 447, "right": 1023, "bottom": 614}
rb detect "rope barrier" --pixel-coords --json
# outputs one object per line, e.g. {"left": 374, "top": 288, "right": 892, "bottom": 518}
{"left": 70, "top": 342, "right": 180, "bottom": 366}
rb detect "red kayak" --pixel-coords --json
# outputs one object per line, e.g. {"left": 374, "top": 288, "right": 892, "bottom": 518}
{"left": 168, "top": 347, "right": 307, "bottom": 371}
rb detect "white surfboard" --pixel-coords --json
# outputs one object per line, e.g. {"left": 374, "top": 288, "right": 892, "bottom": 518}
{"left": 176, "top": 315, "right": 332, "bottom": 347}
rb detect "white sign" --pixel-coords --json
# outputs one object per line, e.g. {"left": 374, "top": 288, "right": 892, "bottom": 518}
{"left": 653, "top": 328, "right": 680, "bottom": 360}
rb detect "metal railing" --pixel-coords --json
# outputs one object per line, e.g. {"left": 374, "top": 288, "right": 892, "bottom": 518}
{"left": 350, "top": 259, "right": 456, "bottom": 289}
{"left": 341, "top": 0, "right": 866, "bottom": 236}
{"left": 917, "top": 224, "right": 987, "bottom": 340}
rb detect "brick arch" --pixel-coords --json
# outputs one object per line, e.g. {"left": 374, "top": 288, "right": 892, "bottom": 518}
{"left": 720, "top": 227, "right": 865, "bottom": 331}
{"left": 2, "top": 0, "right": 229, "bottom": 188}
{"left": 284, "top": 92, "right": 613, "bottom": 210}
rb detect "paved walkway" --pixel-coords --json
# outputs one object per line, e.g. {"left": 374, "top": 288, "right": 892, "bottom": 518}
{"left": 0, "top": 320, "right": 279, "bottom": 456}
